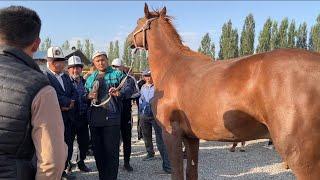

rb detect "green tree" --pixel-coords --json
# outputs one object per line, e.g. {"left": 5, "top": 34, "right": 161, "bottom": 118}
{"left": 309, "top": 26, "right": 314, "bottom": 51}
{"left": 76, "top": 40, "right": 83, "bottom": 51}
{"left": 270, "top": 20, "right": 280, "bottom": 50}
{"left": 219, "top": 20, "right": 239, "bottom": 59}
{"left": 114, "top": 40, "right": 120, "bottom": 59}
{"left": 40, "top": 37, "right": 51, "bottom": 51}
{"left": 107, "top": 41, "right": 114, "bottom": 64}
{"left": 233, "top": 29, "right": 239, "bottom": 57}
{"left": 310, "top": 15, "right": 320, "bottom": 52}
{"left": 296, "top": 22, "right": 308, "bottom": 49}
{"left": 132, "top": 50, "right": 141, "bottom": 72}
{"left": 139, "top": 49, "right": 148, "bottom": 72}
{"left": 61, "top": 40, "right": 70, "bottom": 50}
{"left": 198, "top": 33, "right": 215, "bottom": 60}
{"left": 256, "top": 18, "right": 272, "bottom": 53}
{"left": 89, "top": 43, "right": 94, "bottom": 60}
{"left": 122, "top": 38, "right": 132, "bottom": 67}
{"left": 240, "top": 14, "right": 255, "bottom": 56}
{"left": 84, "top": 39, "right": 91, "bottom": 60}
{"left": 287, "top": 20, "right": 296, "bottom": 48}
{"left": 278, "top": 18, "right": 289, "bottom": 48}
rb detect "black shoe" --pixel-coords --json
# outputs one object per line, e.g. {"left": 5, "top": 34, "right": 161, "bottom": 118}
{"left": 66, "top": 162, "right": 75, "bottom": 174}
{"left": 124, "top": 163, "right": 133, "bottom": 172}
{"left": 86, "top": 149, "right": 94, "bottom": 156}
{"left": 163, "top": 168, "right": 172, "bottom": 174}
{"left": 183, "top": 150, "right": 187, "bottom": 159}
{"left": 78, "top": 161, "right": 91, "bottom": 172}
{"left": 61, "top": 171, "right": 76, "bottom": 180}
{"left": 142, "top": 153, "right": 155, "bottom": 161}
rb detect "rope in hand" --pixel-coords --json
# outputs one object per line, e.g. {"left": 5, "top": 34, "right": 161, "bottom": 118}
{"left": 90, "top": 49, "right": 138, "bottom": 107}
{"left": 91, "top": 17, "right": 158, "bottom": 107}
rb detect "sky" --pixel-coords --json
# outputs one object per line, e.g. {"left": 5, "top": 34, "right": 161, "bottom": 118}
{"left": 0, "top": 1, "right": 319, "bottom": 54}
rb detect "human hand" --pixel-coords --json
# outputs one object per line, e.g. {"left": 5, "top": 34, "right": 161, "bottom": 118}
{"left": 69, "top": 100, "right": 75, "bottom": 109}
{"left": 61, "top": 107, "right": 70, "bottom": 111}
{"left": 109, "top": 87, "right": 120, "bottom": 97}
{"left": 88, "top": 92, "right": 97, "bottom": 99}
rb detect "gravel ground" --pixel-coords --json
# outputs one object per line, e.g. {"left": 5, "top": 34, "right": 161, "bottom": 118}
{"left": 72, "top": 106, "right": 295, "bottom": 180}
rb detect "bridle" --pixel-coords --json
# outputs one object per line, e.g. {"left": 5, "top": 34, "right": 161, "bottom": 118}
{"left": 132, "top": 17, "right": 158, "bottom": 52}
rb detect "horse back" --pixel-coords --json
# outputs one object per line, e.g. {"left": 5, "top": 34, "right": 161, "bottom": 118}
{"left": 170, "top": 49, "right": 320, "bottom": 141}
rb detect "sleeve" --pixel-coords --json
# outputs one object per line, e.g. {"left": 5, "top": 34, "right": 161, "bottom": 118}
{"left": 139, "top": 86, "right": 146, "bottom": 112}
{"left": 60, "top": 78, "right": 78, "bottom": 107}
{"left": 31, "top": 85, "right": 68, "bottom": 180}
{"left": 130, "top": 76, "right": 140, "bottom": 99}
{"left": 85, "top": 72, "right": 95, "bottom": 92}
{"left": 119, "top": 76, "right": 134, "bottom": 99}
{"left": 70, "top": 81, "right": 78, "bottom": 102}
{"left": 57, "top": 94, "right": 72, "bottom": 108}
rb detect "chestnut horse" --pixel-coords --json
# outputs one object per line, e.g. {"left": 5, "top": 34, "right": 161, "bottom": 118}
{"left": 128, "top": 4, "right": 320, "bottom": 180}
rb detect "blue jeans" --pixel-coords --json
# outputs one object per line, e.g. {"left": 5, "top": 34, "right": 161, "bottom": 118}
{"left": 141, "top": 117, "right": 171, "bottom": 171}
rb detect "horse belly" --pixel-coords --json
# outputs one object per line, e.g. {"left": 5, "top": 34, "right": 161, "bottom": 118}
{"left": 187, "top": 110, "right": 269, "bottom": 142}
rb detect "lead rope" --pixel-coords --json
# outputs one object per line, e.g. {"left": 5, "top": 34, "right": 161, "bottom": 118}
{"left": 91, "top": 17, "right": 158, "bottom": 107}
{"left": 90, "top": 50, "right": 137, "bottom": 107}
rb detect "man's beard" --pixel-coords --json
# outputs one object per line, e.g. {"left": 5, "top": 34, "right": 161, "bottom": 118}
{"left": 72, "top": 74, "right": 80, "bottom": 80}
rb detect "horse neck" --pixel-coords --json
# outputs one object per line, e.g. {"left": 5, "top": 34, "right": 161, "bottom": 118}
{"left": 147, "top": 19, "right": 185, "bottom": 85}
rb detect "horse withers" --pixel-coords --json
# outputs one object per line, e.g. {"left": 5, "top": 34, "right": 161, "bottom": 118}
{"left": 128, "top": 3, "right": 320, "bottom": 180}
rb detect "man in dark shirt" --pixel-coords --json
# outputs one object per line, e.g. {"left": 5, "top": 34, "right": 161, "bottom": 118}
{"left": 45, "top": 46, "right": 78, "bottom": 180}
{"left": 67, "top": 55, "right": 91, "bottom": 172}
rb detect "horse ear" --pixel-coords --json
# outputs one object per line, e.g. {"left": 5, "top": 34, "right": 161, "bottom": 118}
{"left": 160, "top": 6, "right": 167, "bottom": 17}
{"left": 144, "top": 3, "right": 151, "bottom": 18}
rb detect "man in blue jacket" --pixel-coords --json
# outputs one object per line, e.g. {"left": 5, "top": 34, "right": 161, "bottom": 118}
{"left": 45, "top": 46, "right": 78, "bottom": 180}
{"left": 85, "top": 51, "right": 134, "bottom": 180}
{"left": 139, "top": 70, "right": 171, "bottom": 174}
{"left": 67, "top": 55, "right": 91, "bottom": 172}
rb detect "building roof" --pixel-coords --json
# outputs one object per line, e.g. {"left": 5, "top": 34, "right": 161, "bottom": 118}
{"left": 33, "top": 51, "right": 47, "bottom": 60}
{"left": 33, "top": 49, "right": 90, "bottom": 65}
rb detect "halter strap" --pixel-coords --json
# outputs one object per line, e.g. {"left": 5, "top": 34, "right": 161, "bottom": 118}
{"left": 132, "top": 17, "right": 158, "bottom": 52}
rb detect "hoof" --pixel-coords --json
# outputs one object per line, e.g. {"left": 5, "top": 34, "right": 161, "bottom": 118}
{"left": 283, "top": 162, "right": 290, "bottom": 169}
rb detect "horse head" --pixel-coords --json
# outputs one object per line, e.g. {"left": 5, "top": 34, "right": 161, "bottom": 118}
{"left": 127, "top": 3, "right": 167, "bottom": 50}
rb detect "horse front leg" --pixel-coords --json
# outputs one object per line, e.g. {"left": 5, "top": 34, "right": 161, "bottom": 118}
{"left": 183, "top": 137, "right": 199, "bottom": 180}
{"left": 162, "top": 121, "right": 184, "bottom": 180}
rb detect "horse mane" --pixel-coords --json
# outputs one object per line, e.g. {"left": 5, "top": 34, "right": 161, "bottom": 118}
{"left": 150, "top": 9, "right": 212, "bottom": 61}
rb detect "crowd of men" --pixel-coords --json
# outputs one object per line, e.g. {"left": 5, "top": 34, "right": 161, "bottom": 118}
{"left": 0, "top": 5, "right": 171, "bottom": 180}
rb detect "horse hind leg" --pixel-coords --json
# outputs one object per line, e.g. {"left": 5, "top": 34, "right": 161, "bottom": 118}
{"left": 272, "top": 130, "right": 320, "bottom": 180}
{"left": 183, "top": 137, "right": 199, "bottom": 180}
{"left": 239, "top": 141, "right": 246, "bottom": 152}
{"left": 287, "top": 139, "right": 320, "bottom": 180}
{"left": 229, "top": 142, "right": 237, "bottom": 152}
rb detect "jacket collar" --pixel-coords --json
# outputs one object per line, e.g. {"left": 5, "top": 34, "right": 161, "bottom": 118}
{"left": 0, "top": 45, "right": 42, "bottom": 73}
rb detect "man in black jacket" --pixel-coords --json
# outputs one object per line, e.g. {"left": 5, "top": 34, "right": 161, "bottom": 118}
{"left": 111, "top": 58, "right": 139, "bottom": 172}
{"left": 45, "top": 46, "right": 78, "bottom": 179}
{"left": 85, "top": 52, "right": 134, "bottom": 180}
{"left": 0, "top": 6, "right": 67, "bottom": 180}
